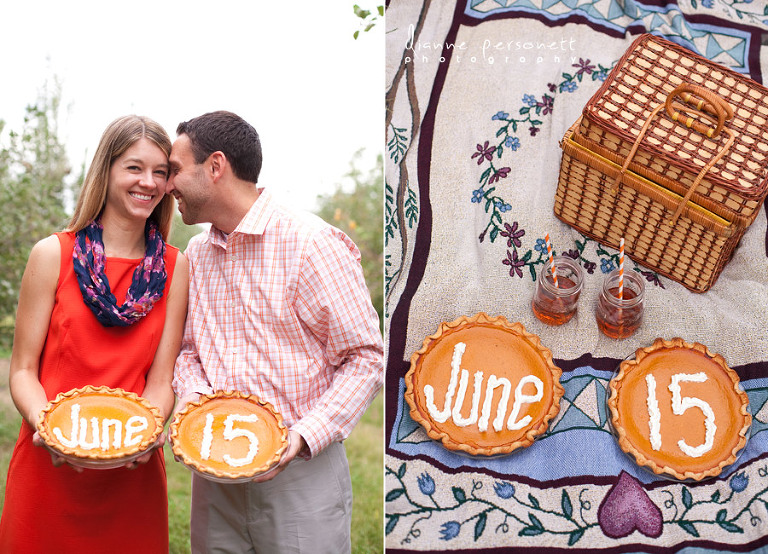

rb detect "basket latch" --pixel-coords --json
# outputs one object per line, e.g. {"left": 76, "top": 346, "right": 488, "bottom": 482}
{"left": 611, "top": 84, "right": 735, "bottom": 226}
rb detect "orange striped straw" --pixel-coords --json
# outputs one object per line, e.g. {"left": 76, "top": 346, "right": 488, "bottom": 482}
{"left": 545, "top": 233, "right": 558, "bottom": 287}
{"left": 618, "top": 237, "right": 625, "bottom": 300}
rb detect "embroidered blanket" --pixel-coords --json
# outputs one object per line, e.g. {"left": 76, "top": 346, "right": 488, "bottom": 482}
{"left": 384, "top": 1, "right": 768, "bottom": 552}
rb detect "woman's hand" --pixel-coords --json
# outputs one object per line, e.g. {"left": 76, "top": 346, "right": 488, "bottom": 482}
{"left": 124, "top": 432, "right": 166, "bottom": 469}
{"left": 32, "top": 429, "right": 84, "bottom": 472}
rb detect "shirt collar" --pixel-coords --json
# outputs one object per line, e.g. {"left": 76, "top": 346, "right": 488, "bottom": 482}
{"left": 207, "top": 187, "right": 274, "bottom": 247}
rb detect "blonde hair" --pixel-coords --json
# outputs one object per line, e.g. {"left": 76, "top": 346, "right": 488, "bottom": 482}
{"left": 67, "top": 115, "right": 174, "bottom": 240}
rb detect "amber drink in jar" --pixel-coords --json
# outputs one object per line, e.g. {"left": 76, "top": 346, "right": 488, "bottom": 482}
{"left": 595, "top": 269, "right": 645, "bottom": 339}
{"left": 531, "top": 256, "right": 584, "bottom": 325}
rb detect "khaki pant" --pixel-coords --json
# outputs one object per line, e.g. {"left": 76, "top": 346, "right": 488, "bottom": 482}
{"left": 191, "top": 441, "right": 353, "bottom": 554}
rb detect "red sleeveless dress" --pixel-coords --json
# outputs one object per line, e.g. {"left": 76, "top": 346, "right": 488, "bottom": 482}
{"left": 0, "top": 232, "right": 179, "bottom": 554}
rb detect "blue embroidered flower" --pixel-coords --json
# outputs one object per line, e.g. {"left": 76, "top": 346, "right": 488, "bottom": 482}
{"left": 492, "top": 111, "right": 509, "bottom": 121}
{"left": 601, "top": 258, "right": 615, "bottom": 273}
{"left": 561, "top": 80, "right": 578, "bottom": 93}
{"left": 523, "top": 94, "right": 537, "bottom": 107}
{"left": 729, "top": 471, "right": 749, "bottom": 493}
{"left": 594, "top": 69, "right": 609, "bottom": 82}
{"left": 701, "top": 0, "right": 714, "bottom": 6}
{"left": 471, "top": 188, "right": 485, "bottom": 203}
{"left": 494, "top": 481, "right": 515, "bottom": 499}
{"left": 504, "top": 136, "right": 521, "bottom": 151}
{"left": 439, "top": 521, "right": 461, "bottom": 540}
{"left": 534, "top": 238, "right": 547, "bottom": 253}
{"left": 417, "top": 472, "right": 436, "bottom": 496}
{"left": 494, "top": 200, "right": 511, "bottom": 213}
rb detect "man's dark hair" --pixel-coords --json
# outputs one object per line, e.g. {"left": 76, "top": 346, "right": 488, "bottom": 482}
{"left": 177, "top": 111, "right": 263, "bottom": 183}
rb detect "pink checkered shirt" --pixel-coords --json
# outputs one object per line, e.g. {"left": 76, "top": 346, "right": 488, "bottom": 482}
{"left": 172, "top": 189, "right": 384, "bottom": 456}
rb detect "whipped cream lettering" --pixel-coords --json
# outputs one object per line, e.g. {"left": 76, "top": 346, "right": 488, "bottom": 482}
{"left": 52, "top": 403, "right": 149, "bottom": 451}
{"left": 645, "top": 372, "right": 716, "bottom": 458}
{"left": 424, "top": 342, "right": 544, "bottom": 432}
{"left": 201, "top": 413, "right": 261, "bottom": 468}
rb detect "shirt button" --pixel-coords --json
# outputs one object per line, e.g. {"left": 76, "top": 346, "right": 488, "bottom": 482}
{"left": 231, "top": 254, "right": 238, "bottom": 261}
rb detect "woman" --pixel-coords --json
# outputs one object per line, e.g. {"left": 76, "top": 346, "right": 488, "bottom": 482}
{"left": 0, "top": 115, "right": 189, "bottom": 553}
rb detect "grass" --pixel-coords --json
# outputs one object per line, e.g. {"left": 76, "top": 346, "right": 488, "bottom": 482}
{"left": 347, "top": 392, "right": 384, "bottom": 553}
{"left": 0, "top": 390, "right": 383, "bottom": 554}
{"left": 0, "top": 403, "right": 19, "bottom": 509}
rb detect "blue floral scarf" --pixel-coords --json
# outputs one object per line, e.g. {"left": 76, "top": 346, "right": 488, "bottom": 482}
{"left": 72, "top": 219, "right": 167, "bottom": 327}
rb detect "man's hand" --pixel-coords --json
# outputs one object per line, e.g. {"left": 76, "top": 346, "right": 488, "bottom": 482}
{"left": 250, "top": 430, "right": 307, "bottom": 483}
{"left": 174, "top": 392, "right": 201, "bottom": 416}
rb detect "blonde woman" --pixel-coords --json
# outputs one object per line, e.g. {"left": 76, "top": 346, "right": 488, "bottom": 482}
{"left": 0, "top": 115, "right": 188, "bottom": 553}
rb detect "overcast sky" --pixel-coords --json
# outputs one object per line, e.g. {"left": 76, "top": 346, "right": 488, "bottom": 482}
{"left": 0, "top": 1, "right": 383, "bottom": 211}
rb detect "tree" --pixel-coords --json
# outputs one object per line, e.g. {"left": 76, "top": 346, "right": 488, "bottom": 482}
{"left": 0, "top": 80, "right": 75, "bottom": 348}
{"left": 353, "top": 3, "right": 384, "bottom": 39}
{"left": 315, "top": 151, "right": 383, "bottom": 328}
{"left": 168, "top": 214, "right": 203, "bottom": 253}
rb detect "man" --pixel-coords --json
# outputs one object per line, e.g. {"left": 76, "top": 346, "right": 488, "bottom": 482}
{"left": 168, "top": 111, "right": 384, "bottom": 553}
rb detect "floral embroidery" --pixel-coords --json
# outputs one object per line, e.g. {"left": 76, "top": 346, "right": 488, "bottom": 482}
{"left": 468, "top": 58, "right": 660, "bottom": 287}
{"left": 388, "top": 123, "right": 409, "bottom": 164}
{"left": 386, "top": 462, "right": 601, "bottom": 545}
{"left": 493, "top": 228, "right": 665, "bottom": 287}
{"left": 470, "top": 62, "right": 602, "bottom": 244}
{"left": 385, "top": 122, "right": 419, "bottom": 302}
{"left": 472, "top": 141, "right": 496, "bottom": 165}
{"left": 385, "top": 461, "right": 768, "bottom": 547}
{"left": 569, "top": 236, "right": 665, "bottom": 288}
{"left": 693, "top": 0, "right": 768, "bottom": 26}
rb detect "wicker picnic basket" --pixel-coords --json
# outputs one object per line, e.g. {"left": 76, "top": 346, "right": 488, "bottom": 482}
{"left": 554, "top": 33, "right": 768, "bottom": 292}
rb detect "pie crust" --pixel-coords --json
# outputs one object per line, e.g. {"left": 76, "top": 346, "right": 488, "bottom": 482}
{"left": 170, "top": 391, "right": 289, "bottom": 482}
{"left": 37, "top": 385, "right": 163, "bottom": 464}
{"left": 404, "top": 313, "right": 564, "bottom": 456}
{"left": 608, "top": 338, "right": 751, "bottom": 481}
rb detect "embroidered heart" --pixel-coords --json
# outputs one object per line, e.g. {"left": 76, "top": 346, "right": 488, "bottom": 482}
{"left": 597, "top": 471, "right": 663, "bottom": 539}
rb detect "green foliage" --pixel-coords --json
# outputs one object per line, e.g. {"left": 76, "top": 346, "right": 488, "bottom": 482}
{"left": 315, "top": 151, "right": 383, "bottom": 327}
{"left": 353, "top": 3, "right": 383, "bottom": 39}
{"left": 168, "top": 214, "right": 203, "bottom": 253}
{"left": 164, "top": 446, "right": 191, "bottom": 553}
{"left": 0, "top": 79, "right": 77, "bottom": 349}
{"left": 347, "top": 392, "right": 384, "bottom": 553}
{"left": 0, "top": 406, "right": 21, "bottom": 512}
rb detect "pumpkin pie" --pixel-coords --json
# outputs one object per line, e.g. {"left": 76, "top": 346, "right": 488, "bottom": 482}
{"left": 404, "top": 313, "right": 564, "bottom": 456}
{"left": 170, "top": 391, "right": 289, "bottom": 482}
{"left": 608, "top": 338, "right": 751, "bottom": 481}
{"left": 37, "top": 385, "right": 164, "bottom": 467}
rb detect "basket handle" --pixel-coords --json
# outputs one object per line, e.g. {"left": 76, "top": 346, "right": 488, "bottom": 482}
{"left": 611, "top": 83, "right": 736, "bottom": 225}
{"left": 667, "top": 128, "right": 735, "bottom": 225}
{"left": 664, "top": 84, "right": 734, "bottom": 138}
